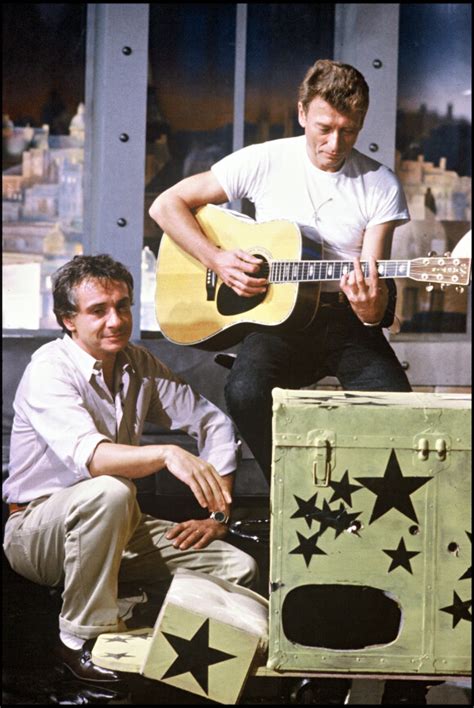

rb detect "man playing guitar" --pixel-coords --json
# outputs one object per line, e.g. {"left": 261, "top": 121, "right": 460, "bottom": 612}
{"left": 149, "top": 59, "right": 412, "bottom": 481}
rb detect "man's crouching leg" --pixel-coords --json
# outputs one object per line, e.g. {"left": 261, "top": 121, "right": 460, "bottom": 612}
{"left": 120, "top": 514, "right": 260, "bottom": 592}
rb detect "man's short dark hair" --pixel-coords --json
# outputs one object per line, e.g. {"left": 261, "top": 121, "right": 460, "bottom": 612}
{"left": 52, "top": 254, "right": 134, "bottom": 334}
{"left": 299, "top": 59, "right": 369, "bottom": 124}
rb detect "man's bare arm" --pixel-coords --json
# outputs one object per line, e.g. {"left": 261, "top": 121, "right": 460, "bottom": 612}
{"left": 149, "top": 171, "right": 266, "bottom": 296}
{"left": 89, "top": 440, "right": 231, "bottom": 511}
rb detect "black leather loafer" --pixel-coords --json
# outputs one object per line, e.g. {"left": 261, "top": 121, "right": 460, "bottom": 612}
{"left": 56, "top": 640, "right": 129, "bottom": 688}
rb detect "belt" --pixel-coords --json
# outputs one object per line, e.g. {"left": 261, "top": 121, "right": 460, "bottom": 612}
{"left": 9, "top": 502, "right": 30, "bottom": 515}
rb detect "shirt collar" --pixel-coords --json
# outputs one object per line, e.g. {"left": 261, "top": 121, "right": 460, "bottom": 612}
{"left": 61, "top": 334, "right": 102, "bottom": 381}
{"left": 61, "top": 335, "right": 136, "bottom": 380}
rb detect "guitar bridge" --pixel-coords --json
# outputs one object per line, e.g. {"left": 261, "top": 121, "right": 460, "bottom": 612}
{"left": 206, "top": 269, "right": 217, "bottom": 301}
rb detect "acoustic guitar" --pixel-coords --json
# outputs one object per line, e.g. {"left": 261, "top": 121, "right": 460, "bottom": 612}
{"left": 155, "top": 204, "right": 471, "bottom": 350}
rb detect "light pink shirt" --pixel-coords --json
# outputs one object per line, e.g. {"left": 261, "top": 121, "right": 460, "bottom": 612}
{"left": 4, "top": 336, "right": 238, "bottom": 503}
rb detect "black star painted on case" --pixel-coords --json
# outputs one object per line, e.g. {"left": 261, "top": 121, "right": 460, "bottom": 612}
{"left": 289, "top": 530, "right": 327, "bottom": 567}
{"left": 355, "top": 449, "right": 431, "bottom": 524}
{"left": 383, "top": 537, "right": 420, "bottom": 574}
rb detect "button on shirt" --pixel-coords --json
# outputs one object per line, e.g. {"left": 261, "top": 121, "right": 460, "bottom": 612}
{"left": 4, "top": 336, "right": 239, "bottom": 503}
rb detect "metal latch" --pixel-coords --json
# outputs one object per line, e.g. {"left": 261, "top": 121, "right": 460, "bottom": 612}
{"left": 414, "top": 434, "right": 450, "bottom": 461}
{"left": 313, "top": 437, "right": 332, "bottom": 486}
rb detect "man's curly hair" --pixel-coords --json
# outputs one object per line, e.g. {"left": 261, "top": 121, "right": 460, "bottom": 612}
{"left": 52, "top": 254, "right": 134, "bottom": 334}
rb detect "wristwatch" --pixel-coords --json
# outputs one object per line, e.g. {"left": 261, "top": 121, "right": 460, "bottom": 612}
{"left": 210, "top": 510, "right": 230, "bottom": 524}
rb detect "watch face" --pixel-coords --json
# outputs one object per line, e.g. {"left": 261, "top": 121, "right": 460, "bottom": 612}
{"left": 212, "top": 511, "right": 227, "bottom": 523}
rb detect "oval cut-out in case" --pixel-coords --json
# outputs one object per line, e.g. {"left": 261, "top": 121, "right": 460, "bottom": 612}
{"left": 282, "top": 584, "right": 401, "bottom": 650}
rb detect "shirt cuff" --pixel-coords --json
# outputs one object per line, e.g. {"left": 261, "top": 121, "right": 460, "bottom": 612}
{"left": 75, "top": 434, "right": 113, "bottom": 480}
{"left": 205, "top": 441, "right": 240, "bottom": 476}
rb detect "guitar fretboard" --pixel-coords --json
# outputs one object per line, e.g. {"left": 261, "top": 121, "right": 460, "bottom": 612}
{"left": 267, "top": 260, "right": 410, "bottom": 283}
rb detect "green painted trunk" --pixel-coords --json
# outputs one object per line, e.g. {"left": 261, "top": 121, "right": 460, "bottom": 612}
{"left": 268, "top": 389, "right": 471, "bottom": 677}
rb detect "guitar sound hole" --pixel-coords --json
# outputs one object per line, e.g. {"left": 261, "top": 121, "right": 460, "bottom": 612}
{"left": 217, "top": 257, "right": 268, "bottom": 316}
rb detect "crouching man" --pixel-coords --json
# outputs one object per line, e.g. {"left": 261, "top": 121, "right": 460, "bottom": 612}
{"left": 3, "top": 254, "right": 257, "bottom": 688}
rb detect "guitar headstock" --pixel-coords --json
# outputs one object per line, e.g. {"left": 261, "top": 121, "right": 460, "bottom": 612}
{"left": 409, "top": 256, "right": 471, "bottom": 288}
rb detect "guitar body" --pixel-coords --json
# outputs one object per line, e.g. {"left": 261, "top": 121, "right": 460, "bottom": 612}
{"left": 155, "top": 205, "right": 320, "bottom": 349}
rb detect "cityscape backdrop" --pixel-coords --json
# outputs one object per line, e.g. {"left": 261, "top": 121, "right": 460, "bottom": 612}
{"left": 2, "top": 3, "right": 471, "bottom": 332}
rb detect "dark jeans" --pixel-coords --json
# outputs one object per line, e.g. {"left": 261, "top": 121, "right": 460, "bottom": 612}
{"left": 225, "top": 296, "right": 411, "bottom": 481}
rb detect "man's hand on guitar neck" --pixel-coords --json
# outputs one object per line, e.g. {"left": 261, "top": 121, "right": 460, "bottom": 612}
{"left": 211, "top": 248, "right": 268, "bottom": 297}
{"left": 340, "top": 256, "right": 389, "bottom": 325}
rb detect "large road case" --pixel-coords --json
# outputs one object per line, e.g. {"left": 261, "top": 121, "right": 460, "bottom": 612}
{"left": 268, "top": 389, "right": 471, "bottom": 677}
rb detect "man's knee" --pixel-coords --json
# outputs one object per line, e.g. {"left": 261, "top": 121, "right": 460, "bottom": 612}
{"left": 225, "top": 371, "right": 268, "bottom": 418}
{"left": 242, "top": 554, "right": 260, "bottom": 590}
{"left": 224, "top": 375, "right": 245, "bottom": 417}
{"left": 231, "top": 549, "right": 260, "bottom": 590}
{"left": 85, "top": 475, "right": 137, "bottom": 517}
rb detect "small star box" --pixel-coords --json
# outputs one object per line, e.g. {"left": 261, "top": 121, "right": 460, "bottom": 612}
{"left": 268, "top": 389, "right": 471, "bottom": 677}
{"left": 92, "top": 570, "right": 268, "bottom": 703}
{"left": 92, "top": 627, "right": 153, "bottom": 673}
{"left": 142, "top": 569, "right": 268, "bottom": 704}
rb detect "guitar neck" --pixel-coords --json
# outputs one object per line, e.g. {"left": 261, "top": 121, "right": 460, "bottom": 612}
{"left": 268, "top": 259, "right": 409, "bottom": 283}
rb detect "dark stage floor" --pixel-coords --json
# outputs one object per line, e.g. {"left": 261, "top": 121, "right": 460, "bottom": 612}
{"left": 2, "top": 494, "right": 278, "bottom": 706}
{"left": 2, "top": 496, "right": 471, "bottom": 705}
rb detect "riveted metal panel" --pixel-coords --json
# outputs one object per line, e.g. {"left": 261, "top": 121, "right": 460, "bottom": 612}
{"left": 334, "top": 3, "right": 399, "bottom": 171}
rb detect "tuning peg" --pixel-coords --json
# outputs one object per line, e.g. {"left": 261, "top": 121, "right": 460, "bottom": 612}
{"left": 444, "top": 251, "right": 451, "bottom": 257}
{"left": 427, "top": 251, "right": 437, "bottom": 257}
{"left": 425, "top": 283, "right": 434, "bottom": 292}
{"left": 440, "top": 283, "right": 447, "bottom": 291}
{"left": 455, "top": 286, "right": 465, "bottom": 294}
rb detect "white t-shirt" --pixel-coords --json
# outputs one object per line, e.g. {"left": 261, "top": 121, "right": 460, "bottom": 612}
{"left": 211, "top": 135, "right": 409, "bottom": 263}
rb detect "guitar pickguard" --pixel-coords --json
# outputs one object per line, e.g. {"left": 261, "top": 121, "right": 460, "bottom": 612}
{"left": 217, "top": 284, "right": 267, "bottom": 316}
{"left": 216, "top": 257, "right": 269, "bottom": 316}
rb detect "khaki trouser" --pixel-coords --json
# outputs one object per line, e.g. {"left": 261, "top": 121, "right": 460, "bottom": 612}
{"left": 3, "top": 476, "right": 258, "bottom": 640}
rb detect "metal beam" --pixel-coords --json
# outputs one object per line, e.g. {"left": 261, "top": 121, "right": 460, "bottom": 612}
{"left": 334, "top": 3, "right": 400, "bottom": 170}
{"left": 84, "top": 4, "right": 149, "bottom": 339}
{"left": 233, "top": 3, "right": 247, "bottom": 154}
{"left": 230, "top": 3, "right": 248, "bottom": 213}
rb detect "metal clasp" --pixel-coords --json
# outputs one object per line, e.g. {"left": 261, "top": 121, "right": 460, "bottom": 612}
{"left": 413, "top": 433, "right": 450, "bottom": 465}
{"left": 313, "top": 437, "right": 331, "bottom": 486}
{"left": 435, "top": 438, "right": 447, "bottom": 460}
{"left": 417, "top": 437, "right": 429, "bottom": 460}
